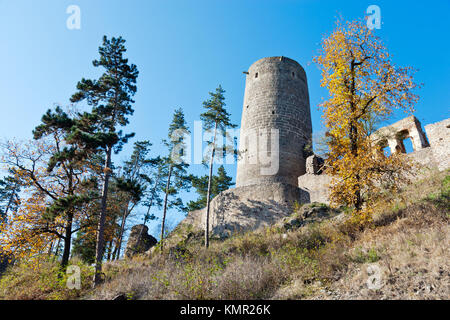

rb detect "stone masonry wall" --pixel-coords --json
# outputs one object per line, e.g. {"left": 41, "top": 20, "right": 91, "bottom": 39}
{"left": 236, "top": 56, "right": 312, "bottom": 188}
{"left": 424, "top": 118, "right": 450, "bottom": 171}
{"left": 370, "top": 116, "right": 449, "bottom": 173}
{"left": 298, "top": 173, "right": 332, "bottom": 204}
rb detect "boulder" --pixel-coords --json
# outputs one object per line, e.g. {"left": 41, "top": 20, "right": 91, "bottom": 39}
{"left": 125, "top": 224, "right": 157, "bottom": 258}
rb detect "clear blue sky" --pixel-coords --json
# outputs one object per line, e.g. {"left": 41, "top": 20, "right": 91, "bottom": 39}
{"left": 1, "top": 0, "right": 449, "bottom": 238}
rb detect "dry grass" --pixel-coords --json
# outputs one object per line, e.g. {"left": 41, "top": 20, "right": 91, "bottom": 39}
{"left": 1, "top": 170, "right": 448, "bottom": 300}
{"left": 89, "top": 170, "right": 448, "bottom": 300}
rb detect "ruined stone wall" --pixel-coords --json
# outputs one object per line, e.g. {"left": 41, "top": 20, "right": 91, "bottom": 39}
{"left": 298, "top": 155, "right": 332, "bottom": 204}
{"left": 298, "top": 116, "right": 450, "bottom": 206}
{"left": 370, "top": 116, "right": 449, "bottom": 173}
{"left": 236, "top": 57, "right": 312, "bottom": 188}
{"left": 424, "top": 118, "right": 450, "bottom": 171}
{"left": 371, "top": 115, "right": 430, "bottom": 154}
{"left": 298, "top": 173, "right": 332, "bottom": 204}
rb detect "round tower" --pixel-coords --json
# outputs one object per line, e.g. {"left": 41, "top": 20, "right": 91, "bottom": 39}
{"left": 236, "top": 56, "right": 312, "bottom": 187}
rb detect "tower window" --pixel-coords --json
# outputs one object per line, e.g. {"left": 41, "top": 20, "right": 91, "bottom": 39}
{"left": 255, "top": 72, "right": 258, "bottom": 78}
{"left": 292, "top": 72, "right": 295, "bottom": 78}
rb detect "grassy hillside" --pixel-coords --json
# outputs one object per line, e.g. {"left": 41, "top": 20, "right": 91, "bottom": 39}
{"left": 0, "top": 170, "right": 448, "bottom": 300}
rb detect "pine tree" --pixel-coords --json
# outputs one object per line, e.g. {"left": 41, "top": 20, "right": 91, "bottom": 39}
{"left": 70, "top": 36, "right": 139, "bottom": 285}
{"left": 32, "top": 106, "right": 97, "bottom": 268}
{"left": 71, "top": 230, "right": 97, "bottom": 264}
{"left": 200, "top": 86, "right": 236, "bottom": 248}
{"left": 1, "top": 111, "right": 98, "bottom": 268}
{"left": 114, "top": 141, "right": 158, "bottom": 259}
{"left": 187, "top": 165, "right": 234, "bottom": 211}
{"left": 160, "top": 108, "right": 191, "bottom": 250}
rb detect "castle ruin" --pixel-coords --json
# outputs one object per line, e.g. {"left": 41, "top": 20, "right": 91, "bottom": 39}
{"left": 182, "top": 56, "right": 450, "bottom": 238}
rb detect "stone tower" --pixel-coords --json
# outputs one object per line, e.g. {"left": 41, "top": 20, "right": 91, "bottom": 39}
{"left": 181, "top": 56, "right": 312, "bottom": 239}
{"left": 236, "top": 56, "right": 312, "bottom": 187}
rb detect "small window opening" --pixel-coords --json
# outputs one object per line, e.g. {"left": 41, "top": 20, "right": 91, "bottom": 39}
{"left": 402, "top": 137, "right": 414, "bottom": 153}
{"left": 255, "top": 72, "right": 258, "bottom": 78}
{"left": 377, "top": 140, "right": 390, "bottom": 157}
{"left": 292, "top": 72, "right": 295, "bottom": 78}
{"left": 383, "top": 146, "right": 391, "bottom": 157}
{"left": 395, "top": 130, "right": 412, "bottom": 153}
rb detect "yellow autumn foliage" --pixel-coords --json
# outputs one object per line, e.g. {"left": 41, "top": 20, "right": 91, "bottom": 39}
{"left": 314, "top": 19, "right": 419, "bottom": 218}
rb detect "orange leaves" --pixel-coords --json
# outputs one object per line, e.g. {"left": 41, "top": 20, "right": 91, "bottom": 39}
{"left": 0, "top": 196, "right": 55, "bottom": 265}
{"left": 0, "top": 134, "right": 98, "bottom": 266}
{"left": 314, "top": 18, "right": 417, "bottom": 214}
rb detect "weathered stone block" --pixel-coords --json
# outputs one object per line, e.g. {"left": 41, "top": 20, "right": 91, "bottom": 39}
{"left": 306, "top": 154, "right": 324, "bottom": 174}
{"left": 125, "top": 224, "right": 157, "bottom": 258}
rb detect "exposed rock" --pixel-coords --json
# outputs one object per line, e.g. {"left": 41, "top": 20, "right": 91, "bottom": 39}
{"left": 125, "top": 224, "right": 157, "bottom": 258}
{"left": 279, "top": 202, "right": 342, "bottom": 231}
{"left": 181, "top": 182, "right": 310, "bottom": 239}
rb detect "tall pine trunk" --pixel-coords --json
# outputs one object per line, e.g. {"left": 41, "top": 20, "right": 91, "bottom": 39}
{"left": 115, "top": 202, "right": 130, "bottom": 259}
{"left": 106, "top": 241, "right": 112, "bottom": 261}
{"left": 205, "top": 121, "right": 218, "bottom": 248}
{"left": 61, "top": 211, "right": 74, "bottom": 268}
{"left": 93, "top": 145, "right": 112, "bottom": 286}
{"left": 160, "top": 165, "right": 173, "bottom": 251}
{"left": 111, "top": 242, "right": 118, "bottom": 261}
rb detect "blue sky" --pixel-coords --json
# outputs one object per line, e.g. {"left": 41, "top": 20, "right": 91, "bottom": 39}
{"left": 0, "top": 0, "right": 449, "bottom": 238}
